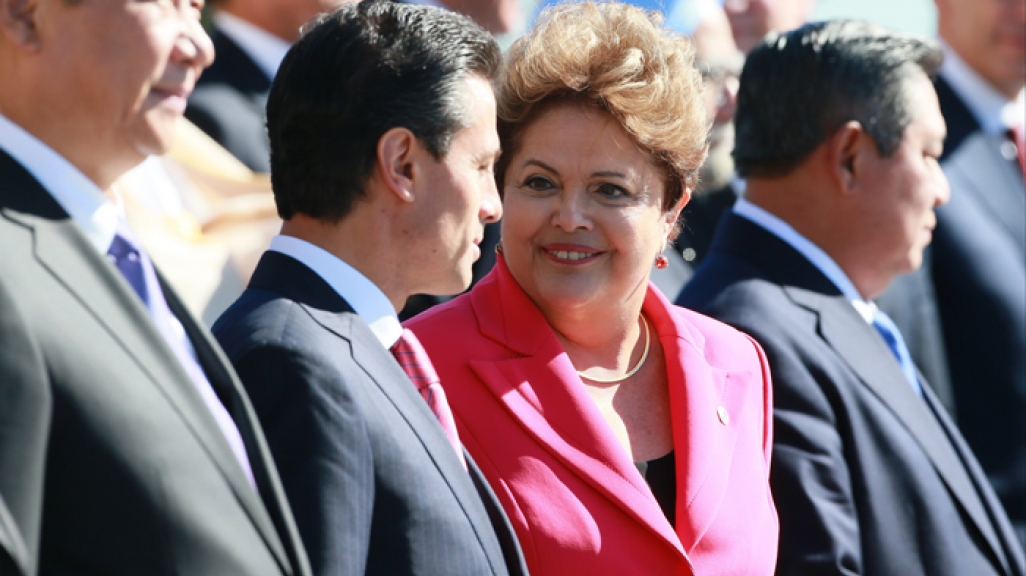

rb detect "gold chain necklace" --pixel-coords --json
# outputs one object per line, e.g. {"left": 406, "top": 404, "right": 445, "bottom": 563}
{"left": 576, "top": 315, "right": 650, "bottom": 383}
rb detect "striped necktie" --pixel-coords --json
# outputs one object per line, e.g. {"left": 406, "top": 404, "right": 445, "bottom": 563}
{"left": 391, "top": 329, "right": 467, "bottom": 470}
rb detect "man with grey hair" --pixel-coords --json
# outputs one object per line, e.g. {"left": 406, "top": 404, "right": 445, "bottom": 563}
{"left": 679, "top": 20, "right": 1025, "bottom": 576}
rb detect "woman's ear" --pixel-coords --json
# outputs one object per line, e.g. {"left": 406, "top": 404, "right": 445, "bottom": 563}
{"left": 664, "top": 186, "right": 691, "bottom": 241}
{"left": 376, "top": 127, "right": 418, "bottom": 203}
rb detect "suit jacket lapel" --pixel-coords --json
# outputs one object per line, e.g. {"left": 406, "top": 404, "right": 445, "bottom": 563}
{"left": 943, "top": 132, "right": 1026, "bottom": 251}
{"left": 810, "top": 292, "right": 1011, "bottom": 574}
{"left": 161, "top": 275, "right": 299, "bottom": 575}
{"left": 250, "top": 252, "right": 509, "bottom": 575}
{"left": 716, "top": 214, "right": 1010, "bottom": 572}
{"left": 1, "top": 169, "right": 293, "bottom": 574}
{"left": 467, "top": 260, "right": 689, "bottom": 561}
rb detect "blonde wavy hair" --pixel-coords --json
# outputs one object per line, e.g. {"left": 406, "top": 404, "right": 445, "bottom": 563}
{"left": 496, "top": 1, "right": 709, "bottom": 210}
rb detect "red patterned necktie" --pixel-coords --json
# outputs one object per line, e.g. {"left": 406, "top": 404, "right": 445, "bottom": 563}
{"left": 391, "top": 329, "right": 467, "bottom": 470}
{"left": 1009, "top": 125, "right": 1026, "bottom": 181}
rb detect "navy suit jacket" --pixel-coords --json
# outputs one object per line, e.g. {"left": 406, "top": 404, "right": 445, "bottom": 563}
{"left": 678, "top": 212, "right": 1025, "bottom": 576}
{"left": 213, "top": 251, "right": 528, "bottom": 576}
{"left": 185, "top": 27, "right": 273, "bottom": 172}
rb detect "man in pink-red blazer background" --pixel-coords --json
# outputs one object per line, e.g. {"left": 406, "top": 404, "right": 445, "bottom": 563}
{"left": 407, "top": 257, "right": 779, "bottom": 576}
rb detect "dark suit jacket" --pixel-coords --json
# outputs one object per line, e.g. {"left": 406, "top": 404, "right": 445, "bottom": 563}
{"left": 212, "top": 251, "right": 528, "bottom": 576}
{"left": 186, "top": 27, "right": 272, "bottom": 173}
{"left": 0, "top": 149, "right": 310, "bottom": 576}
{"left": 678, "top": 212, "right": 1026, "bottom": 576}
{"left": 926, "top": 74, "right": 1026, "bottom": 534}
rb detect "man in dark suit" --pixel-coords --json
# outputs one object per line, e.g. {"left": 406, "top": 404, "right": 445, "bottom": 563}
{"left": 0, "top": 1, "right": 311, "bottom": 575}
{"left": 924, "top": 0, "right": 1025, "bottom": 540}
{"left": 185, "top": 0, "right": 350, "bottom": 172}
{"left": 679, "top": 21, "right": 1025, "bottom": 576}
{"left": 212, "top": 4, "right": 527, "bottom": 575}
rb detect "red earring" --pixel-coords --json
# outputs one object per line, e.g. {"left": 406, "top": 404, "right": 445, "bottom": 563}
{"left": 654, "top": 255, "right": 668, "bottom": 269}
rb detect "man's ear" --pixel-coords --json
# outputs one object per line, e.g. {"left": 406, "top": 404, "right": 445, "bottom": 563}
{"left": 828, "top": 120, "right": 866, "bottom": 194}
{"left": 0, "top": 0, "right": 43, "bottom": 50}
{"left": 376, "top": 127, "right": 418, "bottom": 203}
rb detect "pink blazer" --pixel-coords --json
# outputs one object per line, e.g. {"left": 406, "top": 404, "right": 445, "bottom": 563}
{"left": 406, "top": 259, "right": 778, "bottom": 576}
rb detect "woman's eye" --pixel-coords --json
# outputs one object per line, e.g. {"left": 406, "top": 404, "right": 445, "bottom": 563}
{"left": 523, "top": 176, "right": 554, "bottom": 191}
{"left": 595, "top": 182, "right": 630, "bottom": 199}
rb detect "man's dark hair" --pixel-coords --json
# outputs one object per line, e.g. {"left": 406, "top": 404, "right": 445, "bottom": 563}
{"left": 266, "top": 0, "right": 501, "bottom": 221}
{"left": 733, "top": 19, "right": 943, "bottom": 178}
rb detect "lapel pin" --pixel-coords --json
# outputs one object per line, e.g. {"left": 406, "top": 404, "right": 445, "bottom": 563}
{"left": 717, "top": 406, "right": 730, "bottom": 425}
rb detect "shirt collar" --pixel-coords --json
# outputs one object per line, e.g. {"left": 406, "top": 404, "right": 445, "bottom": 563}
{"left": 733, "top": 197, "right": 875, "bottom": 323}
{"left": 940, "top": 41, "right": 1026, "bottom": 135}
{"left": 0, "top": 113, "right": 120, "bottom": 254}
{"left": 268, "top": 235, "right": 403, "bottom": 348}
{"left": 214, "top": 11, "right": 292, "bottom": 81}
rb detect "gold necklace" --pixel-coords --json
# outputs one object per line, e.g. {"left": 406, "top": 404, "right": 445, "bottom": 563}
{"left": 576, "top": 315, "right": 651, "bottom": 383}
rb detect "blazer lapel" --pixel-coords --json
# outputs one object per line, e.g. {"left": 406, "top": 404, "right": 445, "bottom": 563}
{"left": 5, "top": 195, "right": 294, "bottom": 574}
{"left": 643, "top": 287, "right": 741, "bottom": 554}
{"left": 790, "top": 286, "right": 1009, "bottom": 571}
{"left": 467, "top": 260, "right": 688, "bottom": 561}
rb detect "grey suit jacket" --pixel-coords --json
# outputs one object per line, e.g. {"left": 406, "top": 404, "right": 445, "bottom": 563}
{"left": 678, "top": 212, "right": 1025, "bottom": 576}
{"left": 0, "top": 149, "right": 310, "bottom": 576}
{"left": 213, "top": 251, "right": 529, "bottom": 576}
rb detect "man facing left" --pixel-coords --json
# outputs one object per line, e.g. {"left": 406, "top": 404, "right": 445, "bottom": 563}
{"left": 0, "top": 1, "right": 310, "bottom": 575}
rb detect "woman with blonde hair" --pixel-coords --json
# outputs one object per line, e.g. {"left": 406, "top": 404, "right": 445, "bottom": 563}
{"left": 407, "top": 3, "right": 778, "bottom": 574}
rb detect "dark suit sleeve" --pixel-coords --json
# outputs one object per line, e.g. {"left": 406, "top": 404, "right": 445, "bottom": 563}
{"left": 0, "top": 280, "right": 50, "bottom": 576}
{"left": 738, "top": 322, "right": 863, "bottom": 576}
{"left": 229, "top": 339, "right": 374, "bottom": 576}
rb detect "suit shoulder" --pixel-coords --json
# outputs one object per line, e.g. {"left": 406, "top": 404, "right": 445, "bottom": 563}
{"left": 214, "top": 288, "right": 350, "bottom": 358}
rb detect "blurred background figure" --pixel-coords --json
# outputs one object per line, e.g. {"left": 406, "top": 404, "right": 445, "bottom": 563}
{"left": 651, "top": 0, "right": 745, "bottom": 300}
{"left": 185, "top": 0, "right": 356, "bottom": 173}
{"left": 928, "top": 0, "right": 1026, "bottom": 544}
{"left": 404, "top": 0, "right": 522, "bottom": 35}
{"left": 721, "top": 0, "right": 816, "bottom": 53}
{"left": 114, "top": 118, "right": 281, "bottom": 325}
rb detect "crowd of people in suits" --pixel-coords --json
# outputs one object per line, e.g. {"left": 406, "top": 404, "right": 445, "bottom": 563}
{"left": 0, "top": 0, "right": 1023, "bottom": 575}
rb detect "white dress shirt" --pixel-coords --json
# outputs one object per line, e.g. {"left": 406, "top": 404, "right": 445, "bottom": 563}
{"left": 268, "top": 235, "right": 404, "bottom": 349}
{"left": 0, "top": 113, "right": 118, "bottom": 253}
{"left": 214, "top": 11, "right": 292, "bottom": 81}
